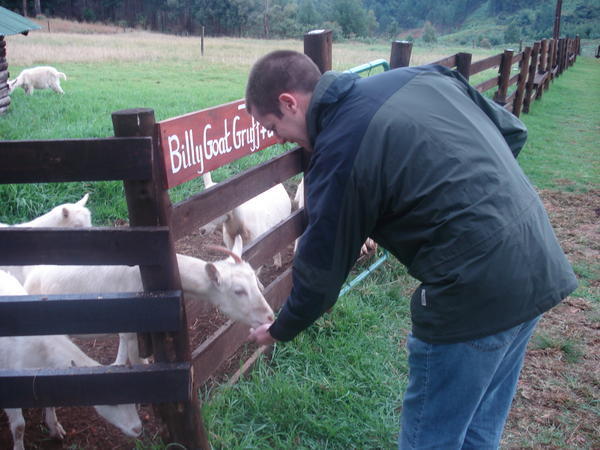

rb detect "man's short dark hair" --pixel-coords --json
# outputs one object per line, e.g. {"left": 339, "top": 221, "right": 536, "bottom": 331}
{"left": 246, "top": 50, "right": 321, "bottom": 118}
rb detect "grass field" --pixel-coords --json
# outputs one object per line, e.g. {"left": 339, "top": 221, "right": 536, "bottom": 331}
{"left": 1, "top": 21, "right": 598, "bottom": 449}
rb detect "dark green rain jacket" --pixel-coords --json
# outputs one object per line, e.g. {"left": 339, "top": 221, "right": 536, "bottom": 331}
{"left": 269, "top": 64, "right": 577, "bottom": 344}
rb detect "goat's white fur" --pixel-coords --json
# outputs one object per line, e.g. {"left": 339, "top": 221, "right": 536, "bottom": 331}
{"left": 23, "top": 235, "right": 274, "bottom": 366}
{"left": 293, "top": 179, "right": 377, "bottom": 255}
{"left": 8, "top": 66, "right": 67, "bottom": 95}
{"left": 0, "top": 194, "right": 91, "bottom": 284}
{"left": 200, "top": 172, "right": 292, "bottom": 268}
{"left": 0, "top": 270, "right": 142, "bottom": 450}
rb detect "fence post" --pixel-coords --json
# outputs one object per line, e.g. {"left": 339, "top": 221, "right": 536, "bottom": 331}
{"left": 456, "top": 52, "right": 472, "bottom": 80}
{"left": 389, "top": 40, "right": 412, "bottom": 69}
{"left": 512, "top": 46, "right": 531, "bottom": 118}
{"left": 112, "top": 108, "right": 210, "bottom": 450}
{"left": 538, "top": 39, "right": 548, "bottom": 75}
{"left": 557, "top": 38, "right": 566, "bottom": 76}
{"left": 547, "top": 38, "right": 557, "bottom": 85}
{"left": 493, "top": 49, "right": 514, "bottom": 106}
{"left": 304, "top": 29, "right": 333, "bottom": 73}
{"left": 523, "top": 42, "right": 540, "bottom": 114}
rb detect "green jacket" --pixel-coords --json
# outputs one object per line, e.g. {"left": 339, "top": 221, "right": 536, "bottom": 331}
{"left": 269, "top": 64, "right": 577, "bottom": 343}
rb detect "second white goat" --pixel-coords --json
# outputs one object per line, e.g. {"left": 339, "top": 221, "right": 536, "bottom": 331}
{"left": 200, "top": 172, "right": 292, "bottom": 268}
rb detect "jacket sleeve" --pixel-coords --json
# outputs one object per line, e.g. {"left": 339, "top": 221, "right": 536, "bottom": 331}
{"left": 268, "top": 158, "right": 372, "bottom": 342}
{"left": 439, "top": 65, "right": 528, "bottom": 158}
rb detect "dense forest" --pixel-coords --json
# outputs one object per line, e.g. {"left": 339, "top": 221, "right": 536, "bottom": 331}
{"left": 6, "top": 0, "right": 600, "bottom": 42}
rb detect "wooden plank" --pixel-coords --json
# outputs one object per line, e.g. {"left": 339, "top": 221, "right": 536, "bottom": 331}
{"left": 475, "top": 77, "right": 499, "bottom": 93}
{"left": 171, "top": 147, "right": 303, "bottom": 240}
{"left": 429, "top": 54, "right": 456, "bottom": 68}
{"left": 512, "top": 52, "right": 523, "bottom": 64}
{"left": 0, "top": 291, "right": 182, "bottom": 336}
{"left": 0, "top": 363, "right": 191, "bottom": 408}
{"left": 0, "top": 227, "right": 171, "bottom": 266}
{"left": 193, "top": 268, "right": 293, "bottom": 386}
{"left": 508, "top": 73, "right": 520, "bottom": 86}
{"left": 469, "top": 53, "right": 503, "bottom": 75}
{"left": 155, "top": 99, "right": 278, "bottom": 189}
{"left": 113, "top": 107, "right": 210, "bottom": 450}
{"left": 0, "top": 137, "right": 153, "bottom": 184}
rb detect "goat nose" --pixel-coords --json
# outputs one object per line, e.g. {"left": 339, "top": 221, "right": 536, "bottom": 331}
{"left": 132, "top": 424, "right": 142, "bottom": 436}
{"left": 267, "top": 314, "right": 274, "bottom": 322}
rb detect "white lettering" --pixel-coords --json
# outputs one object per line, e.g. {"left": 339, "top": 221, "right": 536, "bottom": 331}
{"left": 168, "top": 134, "right": 182, "bottom": 174}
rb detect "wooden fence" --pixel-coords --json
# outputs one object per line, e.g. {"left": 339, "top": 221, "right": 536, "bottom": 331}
{"left": 0, "top": 29, "right": 581, "bottom": 449}
{"left": 390, "top": 35, "right": 580, "bottom": 117}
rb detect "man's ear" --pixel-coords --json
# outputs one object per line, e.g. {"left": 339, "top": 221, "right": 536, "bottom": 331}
{"left": 278, "top": 93, "right": 298, "bottom": 113}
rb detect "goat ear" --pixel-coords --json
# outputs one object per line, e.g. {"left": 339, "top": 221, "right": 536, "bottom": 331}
{"left": 205, "top": 263, "right": 221, "bottom": 286}
{"left": 231, "top": 234, "right": 243, "bottom": 259}
{"left": 77, "top": 193, "right": 90, "bottom": 207}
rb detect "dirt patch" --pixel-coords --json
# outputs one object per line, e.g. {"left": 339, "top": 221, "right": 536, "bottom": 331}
{"left": 501, "top": 189, "right": 600, "bottom": 448}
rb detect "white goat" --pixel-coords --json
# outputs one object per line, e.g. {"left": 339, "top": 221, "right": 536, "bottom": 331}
{"left": 8, "top": 66, "right": 67, "bottom": 95}
{"left": 23, "top": 235, "right": 274, "bottom": 366}
{"left": 1, "top": 194, "right": 91, "bottom": 284}
{"left": 200, "top": 172, "right": 292, "bottom": 268}
{"left": 293, "top": 179, "right": 377, "bottom": 255}
{"left": 0, "top": 270, "right": 142, "bottom": 450}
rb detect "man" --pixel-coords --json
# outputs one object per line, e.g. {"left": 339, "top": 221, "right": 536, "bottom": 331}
{"left": 246, "top": 50, "right": 577, "bottom": 449}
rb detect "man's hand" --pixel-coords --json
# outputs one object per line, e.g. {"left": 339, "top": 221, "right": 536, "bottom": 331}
{"left": 248, "top": 322, "right": 277, "bottom": 346}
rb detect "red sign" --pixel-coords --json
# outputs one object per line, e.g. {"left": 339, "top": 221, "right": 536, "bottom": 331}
{"left": 155, "top": 99, "right": 278, "bottom": 189}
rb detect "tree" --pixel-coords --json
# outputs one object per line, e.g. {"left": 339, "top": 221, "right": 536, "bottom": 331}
{"left": 504, "top": 22, "right": 520, "bottom": 43}
{"left": 422, "top": 21, "right": 437, "bottom": 43}
{"left": 332, "top": 0, "right": 369, "bottom": 38}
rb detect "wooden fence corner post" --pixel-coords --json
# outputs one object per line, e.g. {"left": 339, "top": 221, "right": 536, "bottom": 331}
{"left": 389, "top": 40, "right": 413, "bottom": 69}
{"left": 112, "top": 108, "right": 210, "bottom": 450}
{"left": 512, "top": 47, "right": 531, "bottom": 117}
{"left": 304, "top": 29, "right": 333, "bottom": 73}
{"left": 523, "top": 42, "right": 540, "bottom": 114}
{"left": 493, "top": 48, "right": 514, "bottom": 106}
{"left": 456, "top": 52, "right": 472, "bottom": 81}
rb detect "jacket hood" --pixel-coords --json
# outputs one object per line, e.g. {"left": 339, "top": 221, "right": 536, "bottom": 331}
{"left": 307, "top": 71, "right": 359, "bottom": 147}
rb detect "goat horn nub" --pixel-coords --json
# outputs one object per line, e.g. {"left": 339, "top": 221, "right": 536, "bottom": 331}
{"left": 206, "top": 245, "right": 243, "bottom": 264}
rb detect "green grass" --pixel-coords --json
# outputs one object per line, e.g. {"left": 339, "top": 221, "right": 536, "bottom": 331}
{"left": 517, "top": 58, "right": 600, "bottom": 192}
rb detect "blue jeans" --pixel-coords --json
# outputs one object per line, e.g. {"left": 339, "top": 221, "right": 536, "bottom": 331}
{"left": 399, "top": 316, "right": 540, "bottom": 449}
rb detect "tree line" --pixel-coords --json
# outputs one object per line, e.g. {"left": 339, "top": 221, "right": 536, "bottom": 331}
{"left": 8, "top": 0, "right": 600, "bottom": 41}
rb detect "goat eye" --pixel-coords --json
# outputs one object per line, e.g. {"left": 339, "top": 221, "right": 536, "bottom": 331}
{"left": 234, "top": 288, "right": 247, "bottom": 296}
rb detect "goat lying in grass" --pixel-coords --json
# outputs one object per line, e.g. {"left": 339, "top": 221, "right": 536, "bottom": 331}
{"left": 0, "top": 270, "right": 142, "bottom": 450}
{"left": 8, "top": 66, "right": 67, "bottom": 95}
{"left": 200, "top": 172, "right": 292, "bottom": 269}
{"left": 23, "top": 235, "right": 274, "bottom": 366}
{"left": 0, "top": 194, "right": 91, "bottom": 284}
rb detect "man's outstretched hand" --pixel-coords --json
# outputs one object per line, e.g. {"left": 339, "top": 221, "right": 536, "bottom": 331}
{"left": 248, "top": 322, "right": 277, "bottom": 346}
